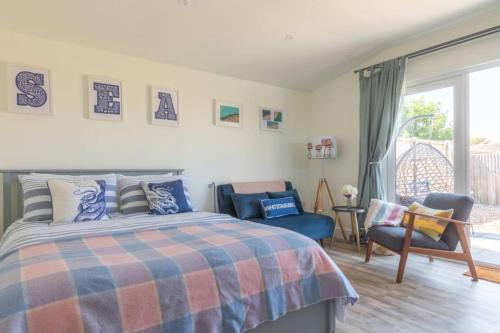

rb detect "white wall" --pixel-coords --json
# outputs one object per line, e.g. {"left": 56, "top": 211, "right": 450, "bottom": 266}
{"left": 307, "top": 8, "right": 500, "bottom": 229}
{"left": 0, "top": 30, "right": 310, "bottom": 231}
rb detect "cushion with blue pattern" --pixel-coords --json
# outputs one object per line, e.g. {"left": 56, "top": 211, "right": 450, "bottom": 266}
{"left": 47, "top": 179, "right": 108, "bottom": 224}
{"left": 141, "top": 179, "right": 192, "bottom": 215}
{"left": 267, "top": 189, "right": 304, "bottom": 213}
{"left": 260, "top": 196, "right": 300, "bottom": 219}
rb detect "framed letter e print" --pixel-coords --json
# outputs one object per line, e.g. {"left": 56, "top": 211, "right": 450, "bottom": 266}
{"left": 7, "top": 64, "right": 52, "bottom": 115}
{"left": 88, "top": 76, "right": 123, "bottom": 121}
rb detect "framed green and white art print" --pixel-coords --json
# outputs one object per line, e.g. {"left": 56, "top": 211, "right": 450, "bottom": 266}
{"left": 260, "top": 107, "right": 284, "bottom": 132}
{"left": 214, "top": 100, "right": 242, "bottom": 128}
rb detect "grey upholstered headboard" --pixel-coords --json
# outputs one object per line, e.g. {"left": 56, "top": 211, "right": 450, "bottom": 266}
{"left": 1, "top": 169, "right": 184, "bottom": 232}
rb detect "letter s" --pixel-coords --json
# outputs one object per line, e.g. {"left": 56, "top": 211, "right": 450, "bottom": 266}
{"left": 15, "top": 71, "right": 47, "bottom": 107}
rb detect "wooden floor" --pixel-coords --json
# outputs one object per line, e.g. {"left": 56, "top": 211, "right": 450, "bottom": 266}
{"left": 326, "top": 242, "right": 500, "bottom": 333}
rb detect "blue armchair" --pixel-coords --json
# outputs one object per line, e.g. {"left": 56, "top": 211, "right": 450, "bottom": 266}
{"left": 216, "top": 182, "right": 334, "bottom": 242}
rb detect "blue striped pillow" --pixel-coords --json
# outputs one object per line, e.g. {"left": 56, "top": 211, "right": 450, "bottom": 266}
{"left": 117, "top": 174, "right": 192, "bottom": 215}
{"left": 260, "top": 197, "right": 299, "bottom": 219}
{"left": 18, "top": 173, "right": 118, "bottom": 222}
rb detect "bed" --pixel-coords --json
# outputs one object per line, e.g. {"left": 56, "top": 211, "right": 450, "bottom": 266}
{"left": 0, "top": 169, "right": 358, "bottom": 333}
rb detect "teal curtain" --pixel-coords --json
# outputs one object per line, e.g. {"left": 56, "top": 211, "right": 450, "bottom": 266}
{"left": 357, "top": 57, "right": 407, "bottom": 226}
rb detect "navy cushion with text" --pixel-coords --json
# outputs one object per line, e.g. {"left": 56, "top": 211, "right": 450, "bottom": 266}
{"left": 267, "top": 189, "right": 304, "bottom": 213}
{"left": 230, "top": 192, "right": 269, "bottom": 219}
{"left": 141, "top": 179, "right": 192, "bottom": 215}
{"left": 260, "top": 197, "right": 300, "bottom": 219}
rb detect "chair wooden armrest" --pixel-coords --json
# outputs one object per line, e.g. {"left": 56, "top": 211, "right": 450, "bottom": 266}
{"left": 403, "top": 210, "right": 470, "bottom": 226}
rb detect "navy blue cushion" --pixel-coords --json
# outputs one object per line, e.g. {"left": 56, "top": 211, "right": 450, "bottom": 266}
{"left": 217, "top": 182, "right": 293, "bottom": 217}
{"left": 367, "top": 226, "right": 449, "bottom": 252}
{"left": 260, "top": 197, "right": 299, "bottom": 219}
{"left": 141, "top": 179, "right": 192, "bottom": 215}
{"left": 267, "top": 189, "right": 304, "bottom": 213}
{"left": 230, "top": 192, "right": 269, "bottom": 219}
{"left": 249, "top": 212, "right": 334, "bottom": 241}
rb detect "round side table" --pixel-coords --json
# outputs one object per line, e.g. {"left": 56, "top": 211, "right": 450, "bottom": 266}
{"left": 332, "top": 206, "right": 365, "bottom": 252}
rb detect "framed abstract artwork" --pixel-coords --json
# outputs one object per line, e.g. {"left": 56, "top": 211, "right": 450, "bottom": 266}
{"left": 87, "top": 76, "right": 123, "bottom": 121}
{"left": 150, "top": 86, "right": 179, "bottom": 126}
{"left": 214, "top": 100, "right": 242, "bottom": 128}
{"left": 7, "top": 64, "right": 52, "bottom": 115}
{"left": 260, "top": 107, "right": 284, "bottom": 132}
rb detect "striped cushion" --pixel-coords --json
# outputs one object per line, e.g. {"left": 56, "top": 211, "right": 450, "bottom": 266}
{"left": 19, "top": 173, "right": 118, "bottom": 222}
{"left": 117, "top": 174, "right": 192, "bottom": 215}
{"left": 401, "top": 202, "right": 454, "bottom": 241}
{"left": 365, "top": 199, "right": 407, "bottom": 228}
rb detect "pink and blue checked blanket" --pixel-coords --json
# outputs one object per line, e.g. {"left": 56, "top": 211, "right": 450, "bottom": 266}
{"left": 0, "top": 212, "right": 358, "bottom": 333}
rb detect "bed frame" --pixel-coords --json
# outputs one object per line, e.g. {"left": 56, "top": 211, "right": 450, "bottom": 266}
{"left": 0, "top": 168, "right": 337, "bottom": 333}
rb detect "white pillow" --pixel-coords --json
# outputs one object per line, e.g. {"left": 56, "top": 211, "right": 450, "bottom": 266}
{"left": 365, "top": 199, "right": 407, "bottom": 229}
{"left": 19, "top": 173, "right": 118, "bottom": 222}
{"left": 48, "top": 179, "right": 108, "bottom": 224}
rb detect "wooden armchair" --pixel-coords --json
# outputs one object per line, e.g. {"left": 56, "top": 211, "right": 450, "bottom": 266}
{"left": 364, "top": 192, "right": 478, "bottom": 283}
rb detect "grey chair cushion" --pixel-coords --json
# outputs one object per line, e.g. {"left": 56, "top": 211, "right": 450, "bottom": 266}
{"left": 367, "top": 226, "right": 450, "bottom": 252}
{"left": 423, "top": 192, "right": 474, "bottom": 251}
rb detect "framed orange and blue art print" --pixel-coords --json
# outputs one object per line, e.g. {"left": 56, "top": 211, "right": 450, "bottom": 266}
{"left": 214, "top": 99, "right": 242, "bottom": 128}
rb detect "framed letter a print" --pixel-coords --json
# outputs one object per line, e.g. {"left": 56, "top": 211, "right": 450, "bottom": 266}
{"left": 88, "top": 76, "right": 123, "bottom": 121}
{"left": 7, "top": 64, "right": 52, "bottom": 115}
{"left": 150, "top": 86, "right": 179, "bottom": 126}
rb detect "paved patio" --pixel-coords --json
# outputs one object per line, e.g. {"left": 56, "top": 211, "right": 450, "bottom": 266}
{"left": 469, "top": 204, "right": 500, "bottom": 266}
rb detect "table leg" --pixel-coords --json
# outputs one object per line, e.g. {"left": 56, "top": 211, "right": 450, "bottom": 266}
{"left": 330, "top": 212, "right": 337, "bottom": 248}
{"left": 352, "top": 212, "right": 361, "bottom": 252}
{"left": 336, "top": 214, "right": 347, "bottom": 241}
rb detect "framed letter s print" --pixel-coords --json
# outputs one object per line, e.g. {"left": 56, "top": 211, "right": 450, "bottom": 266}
{"left": 88, "top": 76, "right": 122, "bottom": 121}
{"left": 150, "top": 86, "right": 179, "bottom": 126}
{"left": 7, "top": 64, "right": 52, "bottom": 115}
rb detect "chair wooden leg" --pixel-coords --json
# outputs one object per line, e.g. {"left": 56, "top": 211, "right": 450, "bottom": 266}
{"left": 396, "top": 249, "right": 409, "bottom": 283}
{"left": 455, "top": 224, "right": 478, "bottom": 281}
{"left": 465, "top": 252, "right": 478, "bottom": 281}
{"left": 396, "top": 213, "right": 414, "bottom": 283}
{"left": 365, "top": 240, "right": 373, "bottom": 262}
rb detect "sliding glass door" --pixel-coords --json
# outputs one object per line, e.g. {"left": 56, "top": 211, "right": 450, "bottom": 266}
{"left": 389, "top": 62, "right": 500, "bottom": 267}
{"left": 389, "top": 76, "right": 467, "bottom": 204}
{"left": 468, "top": 65, "right": 500, "bottom": 267}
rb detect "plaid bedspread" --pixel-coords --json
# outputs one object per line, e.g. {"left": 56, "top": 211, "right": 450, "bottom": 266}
{"left": 0, "top": 212, "right": 358, "bottom": 333}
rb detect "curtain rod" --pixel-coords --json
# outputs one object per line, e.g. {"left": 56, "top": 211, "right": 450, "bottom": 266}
{"left": 354, "top": 25, "right": 500, "bottom": 74}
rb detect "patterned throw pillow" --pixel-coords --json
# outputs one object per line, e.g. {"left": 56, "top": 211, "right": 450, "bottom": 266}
{"left": 260, "top": 197, "right": 299, "bottom": 219}
{"left": 19, "top": 173, "right": 118, "bottom": 222}
{"left": 267, "top": 189, "right": 304, "bottom": 213}
{"left": 401, "top": 202, "right": 454, "bottom": 241}
{"left": 365, "top": 199, "right": 407, "bottom": 229}
{"left": 48, "top": 179, "right": 108, "bottom": 224}
{"left": 117, "top": 174, "right": 192, "bottom": 215}
{"left": 141, "top": 180, "right": 192, "bottom": 215}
